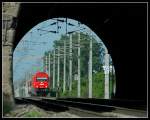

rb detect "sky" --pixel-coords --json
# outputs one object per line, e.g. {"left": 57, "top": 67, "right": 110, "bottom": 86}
{"left": 13, "top": 18, "right": 108, "bottom": 83}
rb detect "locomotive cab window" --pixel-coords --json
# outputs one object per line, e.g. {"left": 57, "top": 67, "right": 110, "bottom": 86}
{"left": 37, "top": 78, "right": 48, "bottom": 82}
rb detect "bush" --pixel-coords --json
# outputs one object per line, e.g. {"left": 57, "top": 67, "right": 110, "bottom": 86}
{"left": 92, "top": 72, "right": 105, "bottom": 98}
{"left": 58, "top": 72, "right": 114, "bottom": 98}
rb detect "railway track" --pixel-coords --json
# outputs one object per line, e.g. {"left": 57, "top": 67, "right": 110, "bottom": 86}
{"left": 57, "top": 98, "right": 147, "bottom": 110}
{"left": 15, "top": 97, "right": 147, "bottom": 117}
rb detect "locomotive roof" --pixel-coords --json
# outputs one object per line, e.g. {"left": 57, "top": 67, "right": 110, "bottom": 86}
{"left": 35, "top": 71, "right": 49, "bottom": 76}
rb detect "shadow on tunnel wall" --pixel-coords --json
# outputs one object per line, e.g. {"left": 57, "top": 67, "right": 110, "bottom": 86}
{"left": 13, "top": 3, "right": 147, "bottom": 103}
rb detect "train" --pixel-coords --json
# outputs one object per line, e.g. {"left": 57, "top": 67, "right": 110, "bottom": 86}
{"left": 28, "top": 71, "right": 50, "bottom": 96}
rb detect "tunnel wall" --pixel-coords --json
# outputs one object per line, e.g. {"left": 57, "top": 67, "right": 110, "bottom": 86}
{"left": 13, "top": 3, "right": 147, "bottom": 101}
{"left": 2, "top": 3, "right": 20, "bottom": 115}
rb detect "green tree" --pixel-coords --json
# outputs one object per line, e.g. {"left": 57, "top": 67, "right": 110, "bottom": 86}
{"left": 44, "top": 32, "right": 108, "bottom": 98}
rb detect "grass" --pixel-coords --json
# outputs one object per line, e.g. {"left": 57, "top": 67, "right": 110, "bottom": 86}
{"left": 24, "top": 111, "right": 42, "bottom": 117}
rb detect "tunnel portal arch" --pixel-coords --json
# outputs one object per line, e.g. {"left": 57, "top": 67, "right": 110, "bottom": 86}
{"left": 3, "top": 4, "right": 147, "bottom": 116}
{"left": 13, "top": 17, "right": 116, "bottom": 99}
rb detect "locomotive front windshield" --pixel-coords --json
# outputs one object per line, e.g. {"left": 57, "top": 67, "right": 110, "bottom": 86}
{"left": 37, "top": 77, "right": 48, "bottom": 82}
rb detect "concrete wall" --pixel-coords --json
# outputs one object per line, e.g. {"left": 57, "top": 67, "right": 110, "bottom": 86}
{"left": 2, "top": 2, "right": 20, "bottom": 115}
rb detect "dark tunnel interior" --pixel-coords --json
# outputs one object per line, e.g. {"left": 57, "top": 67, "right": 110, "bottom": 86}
{"left": 14, "top": 3, "right": 147, "bottom": 102}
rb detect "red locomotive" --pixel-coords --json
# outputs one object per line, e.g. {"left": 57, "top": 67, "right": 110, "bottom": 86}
{"left": 31, "top": 71, "right": 49, "bottom": 96}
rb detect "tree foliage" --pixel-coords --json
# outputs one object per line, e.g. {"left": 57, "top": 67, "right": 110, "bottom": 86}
{"left": 43, "top": 32, "right": 114, "bottom": 98}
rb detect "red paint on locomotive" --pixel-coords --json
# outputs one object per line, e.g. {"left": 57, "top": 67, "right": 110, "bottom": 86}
{"left": 32, "top": 71, "right": 49, "bottom": 89}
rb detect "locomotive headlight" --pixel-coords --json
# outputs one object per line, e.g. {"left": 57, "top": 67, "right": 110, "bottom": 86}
{"left": 45, "top": 86, "right": 47, "bottom": 88}
{"left": 36, "top": 85, "right": 38, "bottom": 88}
